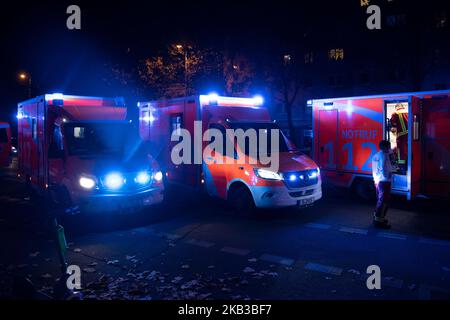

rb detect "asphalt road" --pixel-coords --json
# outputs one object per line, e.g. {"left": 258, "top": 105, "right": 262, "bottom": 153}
{"left": 1, "top": 159, "right": 450, "bottom": 300}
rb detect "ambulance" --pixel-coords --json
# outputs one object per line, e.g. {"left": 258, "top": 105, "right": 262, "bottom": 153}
{"left": 18, "top": 94, "right": 164, "bottom": 214}
{"left": 138, "top": 94, "right": 322, "bottom": 210}
{"left": 0, "top": 122, "right": 12, "bottom": 167}
{"left": 311, "top": 90, "right": 450, "bottom": 200}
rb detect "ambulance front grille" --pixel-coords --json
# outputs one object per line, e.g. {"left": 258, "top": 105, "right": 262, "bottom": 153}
{"left": 283, "top": 169, "right": 319, "bottom": 189}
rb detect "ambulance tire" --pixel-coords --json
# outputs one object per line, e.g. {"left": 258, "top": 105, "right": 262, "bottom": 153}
{"left": 228, "top": 184, "right": 255, "bottom": 215}
{"left": 354, "top": 178, "right": 376, "bottom": 201}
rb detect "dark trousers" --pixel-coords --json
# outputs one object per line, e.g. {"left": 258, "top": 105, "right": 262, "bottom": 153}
{"left": 374, "top": 181, "right": 391, "bottom": 221}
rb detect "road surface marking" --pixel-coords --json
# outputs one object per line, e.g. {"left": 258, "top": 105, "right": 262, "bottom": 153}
{"left": 184, "top": 238, "right": 215, "bottom": 248}
{"left": 418, "top": 238, "right": 450, "bottom": 247}
{"left": 259, "top": 254, "right": 295, "bottom": 266}
{"left": 338, "top": 227, "right": 368, "bottom": 235}
{"left": 376, "top": 232, "right": 407, "bottom": 240}
{"left": 304, "top": 223, "right": 331, "bottom": 230}
{"left": 304, "top": 262, "right": 343, "bottom": 276}
{"left": 221, "top": 246, "right": 250, "bottom": 256}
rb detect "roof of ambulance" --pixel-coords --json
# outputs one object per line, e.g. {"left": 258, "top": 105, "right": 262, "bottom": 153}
{"left": 311, "top": 89, "right": 450, "bottom": 103}
{"left": 18, "top": 94, "right": 125, "bottom": 107}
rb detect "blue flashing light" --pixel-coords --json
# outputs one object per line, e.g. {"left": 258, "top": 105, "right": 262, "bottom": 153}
{"left": 45, "top": 93, "right": 64, "bottom": 101}
{"left": 104, "top": 172, "right": 125, "bottom": 190}
{"left": 135, "top": 171, "right": 151, "bottom": 185}
{"left": 208, "top": 93, "right": 219, "bottom": 105}
{"left": 289, "top": 174, "right": 297, "bottom": 182}
{"left": 253, "top": 95, "right": 264, "bottom": 106}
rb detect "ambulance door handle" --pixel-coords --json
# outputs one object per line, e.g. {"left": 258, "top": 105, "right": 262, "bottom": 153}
{"left": 239, "top": 166, "right": 244, "bottom": 170}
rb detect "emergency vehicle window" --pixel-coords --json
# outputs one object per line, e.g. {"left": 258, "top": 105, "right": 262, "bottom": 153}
{"left": 170, "top": 114, "right": 183, "bottom": 136}
{"left": 0, "top": 129, "right": 7, "bottom": 143}
{"left": 32, "top": 118, "right": 37, "bottom": 140}
{"left": 209, "top": 123, "right": 236, "bottom": 158}
{"left": 230, "top": 122, "right": 292, "bottom": 155}
{"left": 49, "top": 125, "right": 64, "bottom": 158}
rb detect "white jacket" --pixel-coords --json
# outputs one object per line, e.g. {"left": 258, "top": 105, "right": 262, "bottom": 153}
{"left": 372, "top": 150, "right": 392, "bottom": 184}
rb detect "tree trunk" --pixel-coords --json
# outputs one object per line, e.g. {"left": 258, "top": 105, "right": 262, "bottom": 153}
{"left": 284, "top": 96, "right": 296, "bottom": 145}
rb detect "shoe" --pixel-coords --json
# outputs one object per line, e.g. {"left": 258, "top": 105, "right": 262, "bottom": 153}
{"left": 373, "top": 220, "right": 391, "bottom": 229}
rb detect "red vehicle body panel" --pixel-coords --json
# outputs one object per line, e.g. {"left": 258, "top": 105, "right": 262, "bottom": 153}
{"left": 0, "top": 122, "right": 12, "bottom": 167}
{"left": 312, "top": 90, "right": 450, "bottom": 199}
{"left": 18, "top": 94, "right": 164, "bottom": 212}
{"left": 138, "top": 95, "right": 322, "bottom": 208}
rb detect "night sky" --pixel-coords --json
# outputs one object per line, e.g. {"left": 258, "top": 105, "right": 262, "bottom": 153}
{"left": 2, "top": 0, "right": 444, "bottom": 123}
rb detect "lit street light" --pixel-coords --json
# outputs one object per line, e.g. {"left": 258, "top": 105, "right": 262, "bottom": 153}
{"left": 175, "top": 44, "right": 188, "bottom": 95}
{"left": 18, "top": 72, "right": 32, "bottom": 98}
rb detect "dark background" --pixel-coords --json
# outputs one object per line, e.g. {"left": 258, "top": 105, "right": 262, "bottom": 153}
{"left": 1, "top": 0, "right": 449, "bottom": 131}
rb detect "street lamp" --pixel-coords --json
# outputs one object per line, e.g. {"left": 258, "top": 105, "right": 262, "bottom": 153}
{"left": 18, "top": 72, "right": 32, "bottom": 98}
{"left": 175, "top": 44, "right": 188, "bottom": 96}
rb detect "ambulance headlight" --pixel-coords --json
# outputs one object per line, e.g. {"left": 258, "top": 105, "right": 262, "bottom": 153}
{"left": 104, "top": 172, "right": 125, "bottom": 190}
{"left": 153, "top": 171, "right": 163, "bottom": 182}
{"left": 79, "top": 176, "right": 96, "bottom": 190}
{"left": 135, "top": 171, "right": 151, "bottom": 185}
{"left": 308, "top": 168, "right": 320, "bottom": 179}
{"left": 254, "top": 168, "right": 282, "bottom": 181}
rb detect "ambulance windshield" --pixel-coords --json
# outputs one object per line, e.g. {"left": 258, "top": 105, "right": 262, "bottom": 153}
{"left": 229, "top": 122, "right": 296, "bottom": 154}
{"left": 65, "top": 122, "right": 146, "bottom": 158}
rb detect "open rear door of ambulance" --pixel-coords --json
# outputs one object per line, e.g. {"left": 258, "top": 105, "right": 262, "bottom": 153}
{"left": 408, "top": 96, "right": 422, "bottom": 200}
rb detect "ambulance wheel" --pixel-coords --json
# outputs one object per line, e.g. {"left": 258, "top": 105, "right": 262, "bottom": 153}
{"left": 228, "top": 184, "right": 255, "bottom": 214}
{"left": 354, "top": 178, "right": 376, "bottom": 201}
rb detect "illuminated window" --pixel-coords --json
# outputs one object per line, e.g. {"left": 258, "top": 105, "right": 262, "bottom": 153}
{"left": 434, "top": 11, "right": 447, "bottom": 28}
{"left": 283, "top": 54, "right": 292, "bottom": 65}
{"left": 328, "top": 48, "right": 344, "bottom": 61}
{"left": 74, "top": 127, "right": 86, "bottom": 139}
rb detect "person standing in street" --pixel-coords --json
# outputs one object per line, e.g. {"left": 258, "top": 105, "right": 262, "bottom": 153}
{"left": 372, "top": 140, "right": 393, "bottom": 229}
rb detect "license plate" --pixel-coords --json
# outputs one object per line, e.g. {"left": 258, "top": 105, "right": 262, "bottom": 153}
{"left": 297, "top": 197, "right": 314, "bottom": 207}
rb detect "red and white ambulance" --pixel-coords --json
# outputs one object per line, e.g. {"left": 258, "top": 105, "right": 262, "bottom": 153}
{"left": 138, "top": 94, "right": 322, "bottom": 210}
{"left": 0, "top": 122, "right": 12, "bottom": 167}
{"left": 18, "top": 93, "right": 164, "bottom": 214}
{"left": 311, "top": 90, "right": 450, "bottom": 200}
